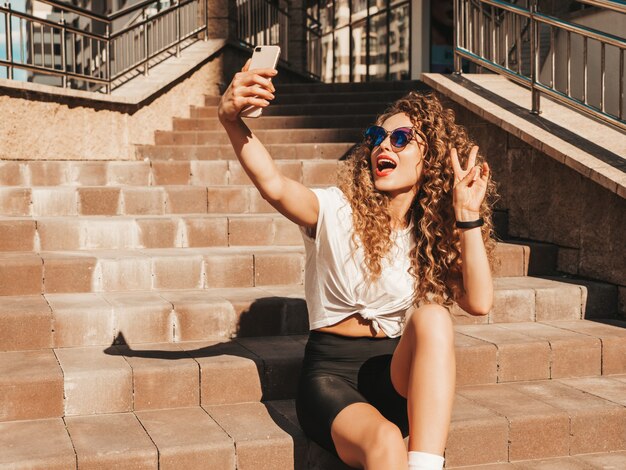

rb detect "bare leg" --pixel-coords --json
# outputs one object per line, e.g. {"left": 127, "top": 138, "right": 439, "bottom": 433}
{"left": 331, "top": 402, "right": 409, "bottom": 470}
{"left": 390, "top": 304, "right": 456, "bottom": 455}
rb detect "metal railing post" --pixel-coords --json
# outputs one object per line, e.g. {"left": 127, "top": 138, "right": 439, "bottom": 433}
{"left": 582, "top": 36, "right": 588, "bottom": 104}
{"left": 454, "top": 0, "right": 462, "bottom": 74}
{"left": 105, "top": 23, "right": 111, "bottom": 93}
{"left": 143, "top": 9, "right": 149, "bottom": 76}
{"left": 264, "top": 0, "right": 267, "bottom": 45}
{"left": 529, "top": 0, "right": 540, "bottom": 115}
{"left": 247, "top": 0, "right": 251, "bottom": 46}
{"left": 617, "top": 49, "right": 624, "bottom": 119}
{"left": 4, "top": 2, "right": 13, "bottom": 80}
{"left": 600, "top": 42, "right": 606, "bottom": 112}
{"left": 60, "top": 12, "right": 67, "bottom": 88}
{"left": 204, "top": 0, "right": 209, "bottom": 41}
{"left": 175, "top": 0, "right": 180, "bottom": 57}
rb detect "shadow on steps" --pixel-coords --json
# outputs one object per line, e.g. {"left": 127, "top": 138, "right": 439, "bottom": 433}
{"left": 237, "top": 296, "right": 310, "bottom": 337}
{"left": 102, "top": 297, "right": 354, "bottom": 469}
{"left": 535, "top": 274, "right": 622, "bottom": 321}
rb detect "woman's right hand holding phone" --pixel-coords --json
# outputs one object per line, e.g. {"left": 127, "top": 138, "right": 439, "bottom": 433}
{"left": 218, "top": 59, "right": 277, "bottom": 123}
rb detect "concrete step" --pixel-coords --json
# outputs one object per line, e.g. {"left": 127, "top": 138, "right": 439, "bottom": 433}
{"left": 0, "top": 211, "right": 508, "bottom": 252}
{"left": 0, "top": 160, "right": 153, "bottom": 187}
{"left": 207, "top": 90, "right": 411, "bottom": 106}
{"left": 2, "top": 397, "right": 625, "bottom": 470}
{"left": 0, "top": 407, "right": 232, "bottom": 468}
{"left": 0, "top": 183, "right": 509, "bottom": 219}
{"left": 0, "top": 320, "right": 624, "bottom": 427}
{"left": 0, "top": 185, "right": 213, "bottom": 217}
{"left": 0, "top": 287, "right": 308, "bottom": 350}
{"left": 505, "top": 238, "right": 560, "bottom": 276}
{"left": 0, "top": 158, "right": 346, "bottom": 187}
{"left": 4, "top": 319, "right": 626, "bottom": 421}
{"left": 0, "top": 184, "right": 310, "bottom": 217}
{"left": 0, "top": 185, "right": 530, "bottom": 225}
{"left": 541, "top": 274, "right": 621, "bottom": 321}
{"left": 0, "top": 240, "right": 538, "bottom": 296}
{"left": 136, "top": 142, "right": 356, "bottom": 160}
{"left": 191, "top": 102, "right": 391, "bottom": 118}
{"left": 0, "top": 275, "right": 599, "bottom": 350}
{"left": 0, "top": 214, "right": 301, "bottom": 251}
{"left": 270, "top": 381, "right": 626, "bottom": 468}
{"left": 153, "top": 128, "right": 363, "bottom": 146}
{"left": 274, "top": 79, "right": 428, "bottom": 94}
{"left": 0, "top": 246, "right": 308, "bottom": 296}
{"left": 0, "top": 215, "right": 507, "bottom": 256}
{"left": 1, "top": 400, "right": 625, "bottom": 469}
{"left": 173, "top": 114, "right": 374, "bottom": 131}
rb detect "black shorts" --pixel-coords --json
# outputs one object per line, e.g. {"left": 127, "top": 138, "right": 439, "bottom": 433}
{"left": 295, "top": 329, "right": 409, "bottom": 459}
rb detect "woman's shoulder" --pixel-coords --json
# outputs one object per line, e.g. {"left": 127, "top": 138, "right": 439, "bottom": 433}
{"left": 312, "top": 186, "right": 350, "bottom": 209}
{"left": 310, "top": 186, "right": 354, "bottom": 239}
{"left": 313, "top": 185, "right": 345, "bottom": 198}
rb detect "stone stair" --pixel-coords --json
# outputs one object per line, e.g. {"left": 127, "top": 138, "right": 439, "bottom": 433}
{"left": 0, "top": 80, "right": 624, "bottom": 469}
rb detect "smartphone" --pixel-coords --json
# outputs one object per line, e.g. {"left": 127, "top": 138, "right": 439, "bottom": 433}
{"left": 239, "top": 45, "right": 281, "bottom": 118}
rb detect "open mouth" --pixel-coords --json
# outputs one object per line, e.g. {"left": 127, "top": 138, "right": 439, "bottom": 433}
{"left": 375, "top": 157, "right": 397, "bottom": 177}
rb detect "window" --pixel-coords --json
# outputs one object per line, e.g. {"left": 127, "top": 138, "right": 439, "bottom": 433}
{"left": 309, "top": 0, "right": 410, "bottom": 82}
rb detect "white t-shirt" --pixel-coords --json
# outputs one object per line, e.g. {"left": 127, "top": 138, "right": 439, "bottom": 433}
{"left": 299, "top": 186, "right": 416, "bottom": 338}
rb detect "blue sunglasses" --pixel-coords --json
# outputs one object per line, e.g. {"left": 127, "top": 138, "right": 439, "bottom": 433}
{"left": 364, "top": 125, "right": 416, "bottom": 150}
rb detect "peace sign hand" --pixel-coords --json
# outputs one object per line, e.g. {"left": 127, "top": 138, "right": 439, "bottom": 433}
{"left": 450, "top": 145, "right": 490, "bottom": 222}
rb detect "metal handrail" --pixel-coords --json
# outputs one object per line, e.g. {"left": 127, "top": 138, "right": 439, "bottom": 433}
{"left": 1, "top": 7, "right": 104, "bottom": 40}
{"left": 454, "top": 0, "right": 626, "bottom": 131}
{"left": 107, "top": 0, "right": 170, "bottom": 21}
{"left": 110, "top": 0, "right": 199, "bottom": 39}
{"left": 33, "top": 0, "right": 169, "bottom": 22}
{"left": 33, "top": 0, "right": 109, "bottom": 22}
{"left": 235, "top": 0, "right": 290, "bottom": 63}
{"left": 577, "top": 0, "right": 626, "bottom": 14}
{"left": 1, "top": 0, "right": 210, "bottom": 94}
{"left": 536, "top": 11, "right": 625, "bottom": 48}
{"left": 475, "top": 0, "right": 530, "bottom": 17}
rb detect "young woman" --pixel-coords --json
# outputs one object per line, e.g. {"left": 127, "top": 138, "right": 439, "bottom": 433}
{"left": 218, "top": 59, "right": 498, "bottom": 470}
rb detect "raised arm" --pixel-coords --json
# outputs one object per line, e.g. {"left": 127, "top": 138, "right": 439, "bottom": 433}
{"left": 217, "top": 60, "right": 319, "bottom": 229}
{"left": 448, "top": 146, "right": 494, "bottom": 315}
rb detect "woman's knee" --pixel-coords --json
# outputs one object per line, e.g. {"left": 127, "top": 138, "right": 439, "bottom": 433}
{"left": 331, "top": 404, "right": 405, "bottom": 467}
{"left": 405, "top": 303, "right": 455, "bottom": 345}
{"left": 361, "top": 420, "right": 407, "bottom": 466}
{"left": 366, "top": 419, "right": 404, "bottom": 449}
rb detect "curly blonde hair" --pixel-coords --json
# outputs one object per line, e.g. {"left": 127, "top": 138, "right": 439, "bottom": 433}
{"left": 338, "top": 91, "right": 500, "bottom": 310}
